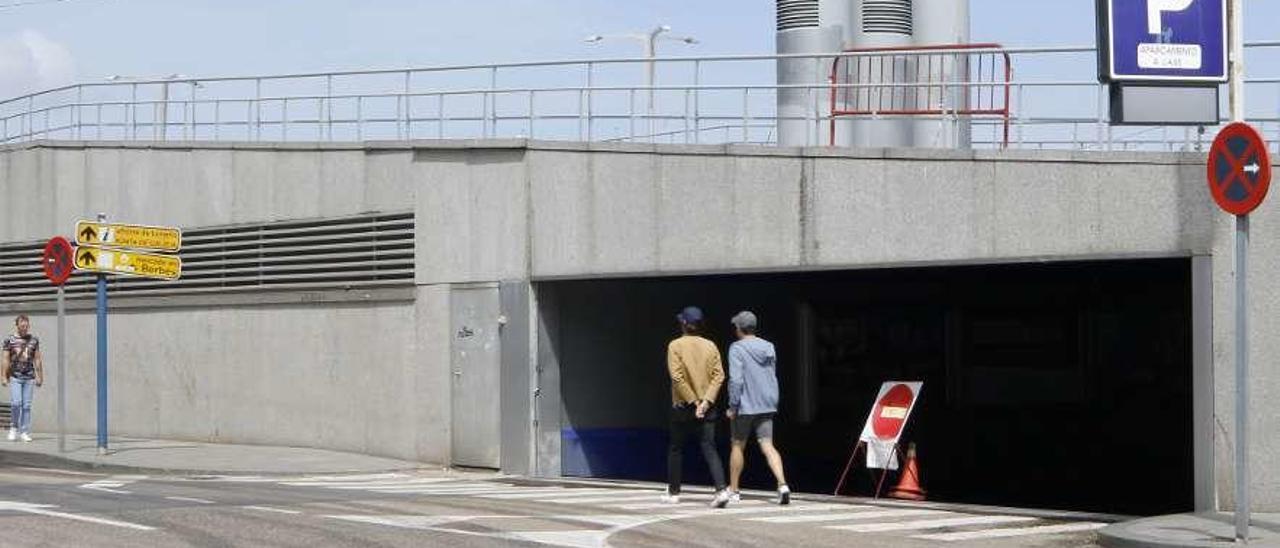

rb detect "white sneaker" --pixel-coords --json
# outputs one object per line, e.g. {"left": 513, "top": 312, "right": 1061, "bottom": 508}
{"left": 6, "top": 429, "right": 14, "bottom": 442}
{"left": 729, "top": 491, "right": 741, "bottom": 503}
{"left": 19, "top": 433, "right": 32, "bottom": 443}
{"left": 659, "top": 490, "right": 680, "bottom": 504}
{"left": 776, "top": 484, "right": 791, "bottom": 505}
{"left": 711, "top": 489, "right": 731, "bottom": 509}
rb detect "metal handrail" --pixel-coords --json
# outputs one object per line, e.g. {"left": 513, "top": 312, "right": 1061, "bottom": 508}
{"left": 2, "top": 42, "right": 1278, "bottom": 150}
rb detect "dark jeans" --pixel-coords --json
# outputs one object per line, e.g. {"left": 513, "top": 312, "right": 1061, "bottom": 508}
{"left": 667, "top": 403, "right": 726, "bottom": 495}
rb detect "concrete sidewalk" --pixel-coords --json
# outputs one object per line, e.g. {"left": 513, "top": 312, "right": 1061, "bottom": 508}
{"left": 1099, "top": 512, "right": 1280, "bottom": 547}
{"left": 0, "top": 432, "right": 430, "bottom": 476}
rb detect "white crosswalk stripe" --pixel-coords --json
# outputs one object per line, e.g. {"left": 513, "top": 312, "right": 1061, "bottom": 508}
{"left": 352, "top": 485, "right": 524, "bottom": 494}
{"left": 293, "top": 478, "right": 1109, "bottom": 546}
{"left": 828, "top": 514, "right": 1038, "bottom": 533}
{"left": 746, "top": 507, "right": 943, "bottom": 523}
{"left": 479, "top": 488, "right": 629, "bottom": 499}
{"left": 612, "top": 498, "right": 766, "bottom": 511}
{"left": 316, "top": 482, "right": 496, "bottom": 491}
{"left": 912, "top": 521, "right": 1108, "bottom": 542}
{"left": 293, "top": 473, "right": 410, "bottom": 482}
{"left": 532, "top": 492, "right": 663, "bottom": 505}
{"left": 677, "top": 502, "right": 846, "bottom": 516}
{"left": 282, "top": 478, "right": 459, "bottom": 488}
{"left": 0, "top": 501, "right": 156, "bottom": 531}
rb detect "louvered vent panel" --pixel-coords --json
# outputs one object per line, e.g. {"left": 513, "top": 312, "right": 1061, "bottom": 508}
{"left": 862, "top": 0, "right": 913, "bottom": 35}
{"left": 777, "top": 0, "right": 820, "bottom": 30}
{"left": 0, "top": 212, "right": 414, "bottom": 303}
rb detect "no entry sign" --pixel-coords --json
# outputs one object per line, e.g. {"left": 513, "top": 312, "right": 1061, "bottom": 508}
{"left": 858, "top": 381, "right": 923, "bottom": 469}
{"left": 42, "top": 236, "right": 74, "bottom": 286}
{"left": 1207, "top": 122, "right": 1271, "bottom": 216}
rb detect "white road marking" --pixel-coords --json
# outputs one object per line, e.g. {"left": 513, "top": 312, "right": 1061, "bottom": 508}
{"left": 322, "top": 482, "right": 496, "bottom": 491}
{"left": 295, "top": 473, "right": 410, "bottom": 482}
{"left": 0, "top": 501, "right": 155, "bottom": 531}
{"left": 365, "top": 486, "right": 533, "bottom": 495}
{"left": 613, "top": 499, "right": 766, "bottom": 511}
{"left": 748, "top": 508, "right": 943, "bottom": 523}
{"left": 480, "top": 488, "right": 625, "bottom": 500}
{"left": 557, "top": 514, "right": 672, "bottom": 528}
{"left": 241, "top": 505, "right": 302, "bottom": 515}
{"left": 186, "top": 475, "right": 277, "bottom": 483}
{"left": 508, "top": 530, "right": 612, "bottom": 548}
{"left": 327, "top": 513, "right": 674, "bottom": 547}
{"left": 282, "top": 478, "right": 459, "bottom": 488}
{"left": 326, "top": 514, "right": 504, "bottom": 529}
{"left": 532, "top": 493, "right": 663, "bottom": 505}
{"left": 829, "top": 515, "right": 1038, "bottom": 533}
{"left": 675, "top": 502, "right": 847, "bottom": 516}
{"left": 165, "top": 496, "right": 215, "bottom": 504}
{"left": 913, "top": 521, "right": 1108, "bottom": 542}
{"left": 78, "top": 475, "right": 147, "bottom": 495}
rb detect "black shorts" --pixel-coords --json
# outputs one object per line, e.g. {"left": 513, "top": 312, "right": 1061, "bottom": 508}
{"left": 731, "top": 413, "right": 775, "bottom": 442}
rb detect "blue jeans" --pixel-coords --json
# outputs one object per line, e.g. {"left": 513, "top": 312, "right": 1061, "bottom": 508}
{"left": 8, "top": 378, "right": 33, "bottom": 434}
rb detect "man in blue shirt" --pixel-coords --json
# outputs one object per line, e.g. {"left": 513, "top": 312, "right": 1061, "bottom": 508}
{"left": 725, "top": 311, "right": 790, "bottom": 505}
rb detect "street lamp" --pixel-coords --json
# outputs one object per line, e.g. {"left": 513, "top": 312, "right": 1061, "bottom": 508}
{"left": 584, "top": 25, "right": 699, "bottom": 141}
{"left": 105, "top": 74, "right": 199, "bottom": 140}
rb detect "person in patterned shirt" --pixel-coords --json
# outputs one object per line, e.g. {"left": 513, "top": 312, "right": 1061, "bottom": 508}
{"left": 2, "top": 315, "right": 42, "bottom": 442}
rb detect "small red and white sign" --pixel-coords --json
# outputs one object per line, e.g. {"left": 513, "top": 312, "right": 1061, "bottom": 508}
{"left": 859, "top": 381, "right": 923, "bottom": 470}
{"left": 42, "top": 236, "right": 75, "bottom": 286}
{"left": 1207, "top": 122, "right": 1271, "bottom": 216}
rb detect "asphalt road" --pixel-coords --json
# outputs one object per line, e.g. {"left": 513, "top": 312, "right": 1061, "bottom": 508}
{"left": 0, "top": 463, "right": 1113, "bottom": 547}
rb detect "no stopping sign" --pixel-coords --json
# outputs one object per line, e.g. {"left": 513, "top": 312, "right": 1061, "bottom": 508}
{"left": 43, "top": 236, "right": 74, "bottom": 286}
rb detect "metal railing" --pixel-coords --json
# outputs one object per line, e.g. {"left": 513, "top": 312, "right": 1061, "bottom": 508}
{"left": 0, "top": 43, "right": 1277, "bottom": 151}
{"left": 830, "top": 43, "right": 1013, "bottom": 147}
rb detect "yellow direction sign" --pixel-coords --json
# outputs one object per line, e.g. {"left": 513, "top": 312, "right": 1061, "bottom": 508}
{"left": 74, "top": 245, "right": 182, "bottom": 281}
{"left": 75, "top": 220, "right": 181, "bottom": 252}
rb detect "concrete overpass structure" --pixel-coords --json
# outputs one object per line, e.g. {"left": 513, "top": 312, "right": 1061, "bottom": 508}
{"left": 0, "top": 138, "right": 1273, "bottom": 516}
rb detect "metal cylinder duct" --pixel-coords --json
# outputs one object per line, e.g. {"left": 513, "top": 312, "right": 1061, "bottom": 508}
{"left": 846, "top": 0, "right": 915, "bottom": 148}
{"left": 912, "top": 0, "right": 972, "bottom": 148}
{"left": 776, "top": 0, "right": 839, "bottom": 147}
{"left": 819, "top": 0, "right": 855, "bottom": 49}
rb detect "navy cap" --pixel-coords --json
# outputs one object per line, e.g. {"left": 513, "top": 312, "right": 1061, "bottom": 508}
{"left": 677, "top": 306, "right": 704, "bottom": 324}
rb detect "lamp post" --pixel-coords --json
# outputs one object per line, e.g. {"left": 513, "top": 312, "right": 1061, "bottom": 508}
{"left": 584, "top": 25, "right": 698, "bottom": 141}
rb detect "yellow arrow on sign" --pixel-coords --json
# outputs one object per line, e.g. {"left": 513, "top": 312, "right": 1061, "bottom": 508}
{"left": 72, "top": 245, "right": 182, "bottom": 281}
{"left": 75, "top": 220, "right": 181, "bottom": 252}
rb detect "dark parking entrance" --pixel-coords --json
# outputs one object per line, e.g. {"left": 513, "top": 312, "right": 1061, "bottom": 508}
{"left": 538, "top": 259, "right": 1194, "bottom": 515}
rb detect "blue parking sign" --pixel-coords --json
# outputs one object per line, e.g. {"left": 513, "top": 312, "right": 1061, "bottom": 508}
{"left": 1097, "top": 0, "right": 1227, "bottom": 82}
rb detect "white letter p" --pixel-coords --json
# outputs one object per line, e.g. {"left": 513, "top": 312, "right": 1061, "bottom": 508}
{"left": 1148, "top": 0, "right": 1194, "bottom": 35}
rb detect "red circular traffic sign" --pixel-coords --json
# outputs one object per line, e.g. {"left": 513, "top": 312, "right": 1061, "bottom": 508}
{"left": 870, "top": 383, "right": 917, "bottom": 441}
{"left": 1207, "top": 122, "right": 1272, "bottom": 216}
{"left": 43, "top": 236, "right": 74, "bottom": 286}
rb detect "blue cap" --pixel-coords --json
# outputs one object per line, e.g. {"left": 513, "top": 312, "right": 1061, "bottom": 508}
{"left": 677, "top": 306, "right": 704, "bottom": 324}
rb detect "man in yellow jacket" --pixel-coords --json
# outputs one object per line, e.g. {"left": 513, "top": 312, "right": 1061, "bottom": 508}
{"left": 664, "top": 306, "right": 731, "bottom": 508}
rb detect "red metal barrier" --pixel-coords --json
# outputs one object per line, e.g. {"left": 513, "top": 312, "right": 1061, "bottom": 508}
{"left": 829, "top": 43, "right": 1012, "bottom": 148}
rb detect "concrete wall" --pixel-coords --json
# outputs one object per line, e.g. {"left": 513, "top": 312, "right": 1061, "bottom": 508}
{"left": 0, "top": 139, "right": 1274, "bottom": 511}
{"left": 18, "top": 301, "right": 435, "bottom": 460}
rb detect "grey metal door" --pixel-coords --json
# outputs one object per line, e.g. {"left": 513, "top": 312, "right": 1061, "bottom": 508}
{"left": 450, "top": 285, "right": 502, "bottom": 468}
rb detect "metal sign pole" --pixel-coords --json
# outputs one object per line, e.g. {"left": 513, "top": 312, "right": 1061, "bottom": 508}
{"left": 1235, "top": 213, "right": 1249, "bottom": 542}
{"left": 56, "top": 285, "right": 65, "bottom": 453}
{"left": 1228, "top": 0, "right": 1249, "bottom": 542}
{"left": 95, "top": 212, "right": 108, "bottom": 455}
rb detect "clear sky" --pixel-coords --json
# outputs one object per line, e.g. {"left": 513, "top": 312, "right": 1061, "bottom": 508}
{"left": 0, "top": 1, "right": 1276, "bottom": 112}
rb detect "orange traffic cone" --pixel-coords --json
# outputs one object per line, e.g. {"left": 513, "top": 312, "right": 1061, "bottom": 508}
{"left": 888, "top": 443, "right": 926, "bottom": 501}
